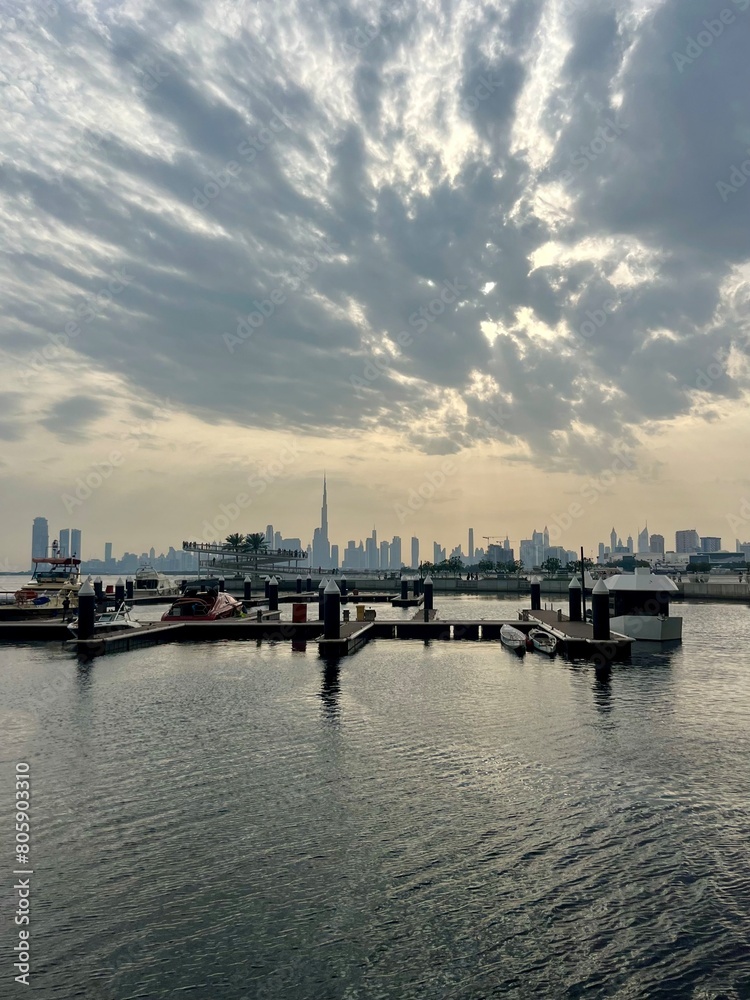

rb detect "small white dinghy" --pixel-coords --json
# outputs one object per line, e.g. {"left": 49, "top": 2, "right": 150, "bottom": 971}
{"left": 500, "top": 624, "right": 526, "bottom": 654}
{"left": 528, "top": 628, "right": 557, "bottom": 655}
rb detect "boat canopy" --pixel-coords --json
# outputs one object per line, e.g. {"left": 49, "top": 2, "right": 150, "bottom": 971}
{"left": 604, "top": 568, "right": 679, "bottom": 593}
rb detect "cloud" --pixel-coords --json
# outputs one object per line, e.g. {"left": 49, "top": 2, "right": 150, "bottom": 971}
{"left": 0, "top": 0, "right": 748, "bottom": 484}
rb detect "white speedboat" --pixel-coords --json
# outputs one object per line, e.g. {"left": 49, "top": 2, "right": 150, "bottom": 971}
{"left": 133, "top": 564, "right": 180, "bottom": 597}
{"left": 605, "top": 569, "right": 682, "bottom": 642}
{"left": 529, "top": 628, "right": 557, "bottom": 655}
{"left": 67, "top": 603, "right": 141, "bottom": 636}
{"left": 500, "top": 624, "right": 526, "bottom": 654}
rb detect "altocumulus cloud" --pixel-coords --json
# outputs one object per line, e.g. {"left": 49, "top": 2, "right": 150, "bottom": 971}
{"left": 0, "top": 0, "right": 748, "bottom": 473}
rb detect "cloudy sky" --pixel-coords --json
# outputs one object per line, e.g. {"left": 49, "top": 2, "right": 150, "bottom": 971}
{"left": 1, "top": 0, "right": 750, "bottom": 568}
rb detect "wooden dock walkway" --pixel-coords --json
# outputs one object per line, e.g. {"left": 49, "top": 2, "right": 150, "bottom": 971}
{"left": 524, "top": 610, "right": 632, "bottom": 661}
{"left": 0, "top": 613, "right": 631, "bottom": 663}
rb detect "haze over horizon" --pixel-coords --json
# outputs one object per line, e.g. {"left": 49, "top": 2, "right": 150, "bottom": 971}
{"left": 2, "top": 0, "right": 750, "bottom": 569}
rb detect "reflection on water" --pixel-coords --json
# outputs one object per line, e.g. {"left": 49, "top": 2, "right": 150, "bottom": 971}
{"left": 1, "top": 599, "right": 749, "bottom": 999}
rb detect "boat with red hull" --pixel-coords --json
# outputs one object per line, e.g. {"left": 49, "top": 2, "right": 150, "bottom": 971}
{"left": 161, "top": 588, "right": 244, "bottom": 622}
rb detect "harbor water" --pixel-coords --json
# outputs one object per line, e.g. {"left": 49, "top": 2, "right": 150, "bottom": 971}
{"left": 1, "top": 596, "right": 749, "bottom": 999}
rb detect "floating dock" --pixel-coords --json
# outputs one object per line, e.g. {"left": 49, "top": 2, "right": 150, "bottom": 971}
{"left": 523, "top": 609, "right": 633, "bottom": 660}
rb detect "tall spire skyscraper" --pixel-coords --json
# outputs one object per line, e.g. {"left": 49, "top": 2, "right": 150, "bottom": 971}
{"left": 312, "top": 474, "right": 331, "bottom": 569}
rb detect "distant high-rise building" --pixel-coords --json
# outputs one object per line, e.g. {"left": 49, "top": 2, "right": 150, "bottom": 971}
{"left": 311, "top": 475, "right": 332, "bottom": 568}
{"left": 31, "top": 517, "right": 48, "bottom": 566}
{"left": 70, "top": 528, "right": 82, "bottom": 559}
{"left": 433, "top": 541, "right": 445, "bottom": 563}
{"left": 468, "top": 528, "right": 474, "bottom": 561}
{"left": 637, "top": 525, "right": 649, "bottom": 553}
{"left": 649, "top": 534, "right": 665, "bottom": 554}
{"left": 265, "top": 524, "right": 274, "bottom": 546}
{"left": 379, "top": 540, "right": 390, "bottom": 569}
{"left": 598, "top": 542, "right": 606, "bottom": 560}
{"left": 330, "top": 544, "right": 339, "bottom": 569}
{"left": 389, "top": 536, "right": 402, "bottom": 570}
{"left": 675, "top": 529, "right": 700, "bottom": 553}
{"left": 274, "top": 531, "right": 283, "bottom": 550}
{"left": 610, "top": 527, "right": 617, "bottom": 553}
{"left": 59, "top": 528, "right": 70, "bottom": 557}
{"left": 104, "top": 541, "right": 113, "bottom": 564}
{"left": 700, "top": 536, "right": 721, "bottom": 553}
{"left": 411, "top": 536, "right": 419, "bottom": 569}
{"left": 365, "top": 529, "right": 378, "bottom": 570}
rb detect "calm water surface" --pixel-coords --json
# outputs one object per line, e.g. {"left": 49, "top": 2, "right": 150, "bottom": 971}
{"left": 1, "top": 597, "right": 749, "bottom": 999}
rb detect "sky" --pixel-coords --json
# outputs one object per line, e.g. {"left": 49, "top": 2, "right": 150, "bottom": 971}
{"left": 1, "top": 0, "right": 750, "bottom": 569}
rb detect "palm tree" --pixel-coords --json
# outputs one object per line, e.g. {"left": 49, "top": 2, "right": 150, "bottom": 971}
{"left": 223, "top": 533, "right": 246, "bottom": 571}
{"left": 244, "top": 532, "right": 268, "bottom": 572}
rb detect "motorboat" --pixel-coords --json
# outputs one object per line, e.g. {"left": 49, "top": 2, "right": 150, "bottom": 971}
{"left": 528, "top": 628, "right": 557, "bottom": 655}
{"left": 14, "top": 586, "right": 79, "bottom": 612}
{"left": 500, "top": 624, "right": 526, "bottom": 654}
{"left": 161, "top": 587, "right": 244, "bottom": 621}
{"left": 605, "top": 569, "right": 682, "bottom": 642}
{"left": 67, "top": 603, "right": 141, "bottom": 637}
{"left": 134, "top": 564, "right": 181, "bottom": 597}
{"left": 18, "top": 555, "right": 81, "bottom": 603}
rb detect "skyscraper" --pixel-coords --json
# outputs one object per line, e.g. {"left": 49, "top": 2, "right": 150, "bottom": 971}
{"left": 468, "top": 528, "right": 474, "bottom": 561}
{"left": 389, "top": 536, "right": 402, "bottom": 570}
{"left": 71, "top": 528, "right": 82, "bottom": 558}
{"left": 675, "top": 529, "right": 699, "bottom": 553}
{"left": 650, "top": 534, "right": 665, "bottom": 554}
{"left": 104, "top": 542, "right": 113, "bottom": 565}
{"left": 626, "top": 535, "right": 634, "bottom": 554}
{"left": 610, "top": 527, "right": 617, "bottom": 553}
{"left": 411, "top": 536, "right": 419, "bottom": 569}
{"left": 265, "top": 524, "right": 274, "bottom": 546}
{"left": 31, "top": 517, "right": 48, "bottom": 566}
{"left": 59, "top": 528, "right": 70, "bottom": 557}
{"left": 380, "top": 540, "right": 390, "bottom": 569}
{"left": 637, "top": 525, "right": 649, "bottom": 553}
{"left": 311, "top": 475, "right": 332, "bottom": 568}
{"left": 365, "top": 529, "right": 378, "bottom": 570}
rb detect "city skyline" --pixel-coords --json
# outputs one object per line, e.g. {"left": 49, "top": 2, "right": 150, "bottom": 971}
{"left": 1, "top": 2, "right": 750, "bottom": 577}
{"left": 18, "top": 484, "right": 746, "bottom": 574}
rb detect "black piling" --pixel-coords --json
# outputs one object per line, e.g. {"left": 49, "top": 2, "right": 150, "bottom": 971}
{"left": 400, "top": 577, "right": 409, "bottom": 600}
{"left": 530, "top": 577, "right": 541, "bottom": 611}
{"left": 592, "top": 579, "right": 610, "bottom": 640}
{"left": 264, "top": 576, "right": 271, "bottom": 599}
{"left": 218, "top": 577, "right": 225, "bottom": 593}
{"left": 413, "top": 577, "right": 421, "bottom": 597}
{"left": 296, "top": 575, "right": 303, "bottom": 594}
{"left": 115, "top": 578, "right": 125, "bottom": 604}
{"left": 268, "top": 576, "right": 279, "bottom": 612}
{"left": 93, "top": 577, "right": 103, "bottom": 601}
{"left": 318, "top": 579, "right": 326, "bottom": 620}
{"left": 306, "top": 574, "right": 312, "bottom": 592}
{"left": 323, "top": 579, "right": 341, "bottom": 639}
{"left": 340, "top": 575, "right": 348, "bottom": 598}
{"left": 568, "top": 577, "right": 582, "bottom": 622}
{"left": 125, "top": 577, "right": 134, "bottom": 600}
{"left": 423, "top": 575, "right": 434, "bottom": 612}
{"left": 244, "top": 576, "right": 252, "bottom": 600}
{"left": 77, "top": 580, "right": 96, "bottom": 640}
